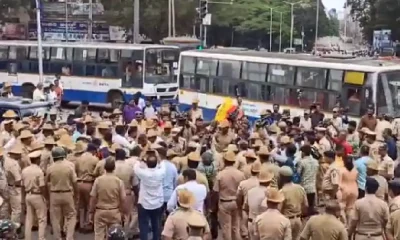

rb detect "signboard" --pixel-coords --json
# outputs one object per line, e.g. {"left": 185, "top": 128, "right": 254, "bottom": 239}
{"left": 92, "top": 23, "right": 110, "bottom": 41}
{"left": 294, "top": 38, "right": 302, "bottom": 46}
{"left": 109, "top": 26, "right": 126, "bottom": 41}
{"left": 28, "top": 21, "right": 88, "bottom": 41}
{"left": 373, "top": 29, "right": 392, "bottom": 50}
{"left": 0, "top": 23, "right": 26, "bottom": 40}
{"left": 70, "top": 3, "right": 104, "bottom": 15}
{"left": 202, "top": 13, "right": 212, "bottom": 26}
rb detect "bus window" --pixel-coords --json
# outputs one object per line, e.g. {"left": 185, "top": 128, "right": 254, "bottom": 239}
{"left": 8, "top": 47, "right": 27, "bottom": 60}
{"left": 196, "top": 58, "right": 217, "bottom": 76}
{"left": 50, "top": 47, "right": 66, "bottom": 60}
{"left": 73, "top": 48, "right": 86, "bottom": 61}
{"left": 296, "top": 67, "right": 327, "bottom": 89}
{"left": 97, "top": 49, "right": 109, "bottom": 63}
{"left": 121, "top": 50, "right": 133, "bottom": 60}
{"left": 268, "top": 64, "right": 295, "bottom": 85}
{"left": 242, "top": 62, "right": 267, "bottom": 82}
{"left": 218, "top": 60, "right": 241, "bottom": 79}
{"left": 28, "top": 47, "right": 50, "bottom": 60}
{"left": 327, "top": 69, "right": 343, "bottom": 91}
{"left": 0, "top": 47, "right": 8, "bottom": 71}
{"left": 109, "top": 49, "right": 119, "bottom": 63}
{"left": 179, "top": 56, "right": 196, "bottom": 89}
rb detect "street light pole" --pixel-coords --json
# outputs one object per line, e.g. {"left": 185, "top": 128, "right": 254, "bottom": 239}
{"left": 133, "top": 0, "right": 140, "bottom": 43}
{"left": 284, "top": 1, "right": 304, "bottom": 49}
{"left": 35, "top": 0, "right": 43, "bottom": 83}
{"left": 270, "top": 8, "right": 273, "bottom": 52}
{"left": 315, "top": 0, "right": 320, "bottom": 46}
{"left": 279, "top": 12, "right": 283, "bottom": 52}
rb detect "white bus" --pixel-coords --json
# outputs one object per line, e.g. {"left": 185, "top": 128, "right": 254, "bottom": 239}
{"left": 178, "top": 49, "right": 400, "bottom": 121}
{"left": 0, "top": 41, "right": 180, "bottom": 107}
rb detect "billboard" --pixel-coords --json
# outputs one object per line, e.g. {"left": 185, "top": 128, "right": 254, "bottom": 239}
{"left": 373, "top": 29, "right": 392, "bottom": 50}
{"left": 0, "top": 23, "right": 26, "bottom": 40}
{"left": 28, "top": 21, "right": 88, "bottom": 41}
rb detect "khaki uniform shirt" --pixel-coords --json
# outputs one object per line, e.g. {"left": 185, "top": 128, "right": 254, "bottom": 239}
{"left": 166, "top": 137, "right": 186, "bottom": 156}
{"left": 212, "top": 132, "right": 235, "bottom": 153}
{"left": 322, "top": 162, "right": 340, "bottom": 191}
{"left": 20, "top": 143, "right": 31, "bottom": 170}
{"left": 46, "top": 160, "right": 77, "bottom": 192}
{"left": 281, "top": 183, "right": 308, "bottom": 218}
{"left": 21, "top": 164, "right": 45, "bottom": 193}
{"left": 378, "top": 155, "right": 395, "bottom": 178}
{"left": 375, "top": 120, "right": 392, "bottom": 141}
{"left": 4, "top": 157, "right": 21, "bottom": 187}
{"left": 300, "top": 214, "right": 348, "bottom": 240}
{"left": 190, "top": 108, "right": 203, "bottom": 123}
{"left": 162, "top": 209, "right": 210, "bottom": 240}
{"left": 40, "top": 148, "right": 53, "bottom": 173}
{"left": 75, "top": 152, "right": 99, "bottom": 182}
{"left": 254, "top": 209, "right": 292, "bottom": 240}
{"left": 387, "top": 196, "right": 400, "bottom": 239}
{"left": 370, "top": 174, "right": 388, "bottom": 201}
{"left": 245, "top": 185, "right": 268, "bottom": 220}
{"left": 177, "top": 169, "right": 209, "bottom": 192}
{"left": 115, "top": 160, "right": 134, "bottom": 193}
{"left": 0, "top": 131, "right": 11, "bottom": 147}
{"left": 369, "top": 141, "right": 381, "bottom": 162}
{"left": 351, "top": 194, "right": 389, "bottom": 235}
{"left": 237, "top": 176, "right": 259, "bottom": 210}
{"left": 213, "top": 166, "right": 245, "bottom": 201}
{"left": 319, "top": 137, "right": 332, "bottom": 153}
{"left": 90, "top": 173, "right": 126, "bottom": 210}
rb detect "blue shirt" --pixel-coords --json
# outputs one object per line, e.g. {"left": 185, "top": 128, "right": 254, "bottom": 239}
{"left": 162, "top": 160, "right": 178, "bottom": 202}
{"left": 355, "top": 156, "right": 371, "bottom": 190}
{"left": 72, "top": 131, "right": 82, "bottom": 143}
{"left": 385, "top": 137, "right": 397, "bottom": 161}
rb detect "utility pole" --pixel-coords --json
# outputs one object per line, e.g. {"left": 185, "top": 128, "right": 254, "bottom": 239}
{"left": 133, "top": 0, "right": 140, "bottom": 43}
{"left": 284, "top": 1, "right": 304, "bottom": 49}
{"left": 279, "top": 11, "right": 283, "bottom": 52}
{"left": 88, "top": 0, "right": 93, "bottom": 41}
{"left": 168, "top": 0, "right": 171, "bottom": 37}
{"left": 65, "top": 0, "right": 68, "bottom": 41}
{"left": 198, "top": 0, "right": 208, "bottom": 48}
{"left": 35, "top": 0, "right": 43, "bottom": 83}
{"left": 315, "top": 0, "right": 320, "bottom": 46}
{"left": 269, "top": 7, "right": 273, "bottom": 52}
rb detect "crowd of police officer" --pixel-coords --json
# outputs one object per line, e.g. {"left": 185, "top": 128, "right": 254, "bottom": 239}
{"left": 0, "top": 96, "right": 400, "bottom": 240}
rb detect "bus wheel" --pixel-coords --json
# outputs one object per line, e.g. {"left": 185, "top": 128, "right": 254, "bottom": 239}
{"left": 21, "top": 83, "right": 35, "bottom": 99}
{"left": 107, "top": 90, "right": 124, "bottom": 109}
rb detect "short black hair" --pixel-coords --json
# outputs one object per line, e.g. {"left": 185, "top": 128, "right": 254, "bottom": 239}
{"left": 300, "top": 145, "right": 312, "bottom": 156}
{"left": 360, "top": 145, "right": 370, "bottom": 156}
{"left": 366, "top": 177, "right": 379, "bottom": 194}
{"left": 182, "top": 168, "right": 197, "bottom": 181}
{"left": 323, "top": 150, "right": 335, "bottom": 159}
{"left": 104, "top": 157, "right": 116, "bottom": 172}
{"left": 115, "top": 149, "right": 126, "bottom": 160}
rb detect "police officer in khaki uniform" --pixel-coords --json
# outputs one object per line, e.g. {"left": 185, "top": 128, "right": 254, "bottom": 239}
{"left": 254, "top": 187, "right": 291, "bottom": 240}
{"left": 46, "top": 147, "right": 77, "bottom": 240}
{"left": 22, "top": 150, "right": 47, "bottom": 240}
{"left": 258, "top": 145, "right": 280, "bottom": 188}
{"left": 242, "top": 150, "right": 258, "bottom": 179}
{"left": 4, "top": 144, "right": 23, "bottom": 233}
{"left": 40, "top": 137, "right": 56, "bottom": 173}
{"left": 19, "top": 130, "right": 35, "bottom": 169}
{"left": 300, "top": 200, "right": 348, "bottom": 240}
{"left": 0, "top": 148, "right": 8, "bottom": 219}
{"left": 236, "top": 161, "right": 261, "bottom": 239}
{"left": 186, "top": 212, "right": 210, "bottom": 240}
{"left": 245, "top": 169, "right": 273, "bottom": 240}
{"left": 89, "top": 158, "right": 127, "bottom": 240}
{"left": 189, "top": 98, "right": 203, "bottom": 123}
{"left": 387, "top": 179, "right": 400, "bottom": 239}
{"left": 348, "top": 177, "right": 390, "bottom": 240}
{"left": 212, "top": 119, "right": 235, "bottom": 154}
{"left": 162, "top": 189, "right": 211, "bottom": 240}
{"left": 279, "top": 166, "right": 308, "bottom": 240}
{"left": 75, "top": 143, "right": 99, "bottom": 232}
{"left": 315, "top": 127, "right": 332, "bottom": 152}
{"left": 212, "top": 151, "right": 245, "bottom": 240}
{"left": 167, "top": 128, "right": 187, "bottom": 157}
{"left": 0, "top": 112, "right": 14, "bottom": 147}
{"left": 366, "top": 160, "right": 388, "bottom": 201}
{"left": 377, "top": 143, "right": 394, "bottom": 180}
{"left": 322, "top": 152, "right": 340, "bottom": 201}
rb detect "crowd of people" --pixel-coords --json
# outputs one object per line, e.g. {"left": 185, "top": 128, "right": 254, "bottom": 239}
{"left": 0, "top": 94, "right": 399, "bottom": 240}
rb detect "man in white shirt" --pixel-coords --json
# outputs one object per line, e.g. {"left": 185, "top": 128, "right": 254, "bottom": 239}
{"left": 167, "top": 168, "right": 207, "bottom": 213}
{"left": 134, "top": 151, "right": 166, "bottom": 240}
{"left": 113, "top": 124, "right": 135, "bottom": 151}
{"left": 32, "top": 83, "right": 45, "bottom": 101}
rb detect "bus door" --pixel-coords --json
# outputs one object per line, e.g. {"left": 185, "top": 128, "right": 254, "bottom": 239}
{"left": 341, "top": 71, "right": 373, "bottom": 116}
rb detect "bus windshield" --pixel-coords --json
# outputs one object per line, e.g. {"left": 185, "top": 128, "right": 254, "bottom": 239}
{"left": 144, "top": 48, "right": 179, "bottom": 84}
{"left": 379, "top": 71, "right": 400, "bottom": 117}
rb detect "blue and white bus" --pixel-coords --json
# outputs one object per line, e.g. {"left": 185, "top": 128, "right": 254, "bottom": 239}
{"left": 178, "top": 49, "right": 400, "bottom": 121}
{"left": 0, "top": 41, "right": 180, "bottom": 107}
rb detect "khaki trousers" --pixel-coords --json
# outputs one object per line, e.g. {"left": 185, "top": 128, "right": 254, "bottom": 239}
{"left": 24, "top": 194, "right": 47, "bottom": 240}
{"left": 49, "top": 192, "right": 76, "bottom": 240}
{"left": 218, "top": 200, "right": 241, "bottom": 240}
{"left": 289, "top": 217, "right": 303, "bottom": 240}
{"left": 240, "top": 210, "right": 249, "bottom": 238}
{"left": 94, "top": 208, "right": 121, "bottom": 240}
{"left": 77, "top": 182, "right": 93, "bottom": 229}
{"left": 9, "top": 187, "right": 22, "bottom": 225}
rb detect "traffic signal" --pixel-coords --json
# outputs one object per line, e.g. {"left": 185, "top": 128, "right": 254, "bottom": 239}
{"left": 200, "top": 0, "right": 208, "bottom": 19}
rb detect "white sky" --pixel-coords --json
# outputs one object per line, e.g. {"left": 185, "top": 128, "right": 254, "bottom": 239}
{"left": 322, "top": 0, "right": 345, "bottom": 11}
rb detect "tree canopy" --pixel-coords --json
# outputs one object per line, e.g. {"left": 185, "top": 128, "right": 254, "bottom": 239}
{"left": 103, "top": 0, "right": 339, "bottom": 48}
{"left": 347, "top": 0, "right": 400, "bottom": 42}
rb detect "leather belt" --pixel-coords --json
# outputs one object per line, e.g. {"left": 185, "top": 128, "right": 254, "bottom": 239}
{"left": 248, "top": 218, "right": 253, "bottom": 222}
{"left": 96, "top": 207, "right": 119, "bottom": 210}
{"left": 220, "top": 199, "right": 235, "bottom": 202}
{"left": 288, "top": 214, "right": 302, "bottom": 219}
{"left": 356, "top": 232, "right": 382, "bottom": 237}
{"left": 8, "top": 184, "right": 21, "bottom": 188}
{"left": 50, "top": 190, "right": 72, "bottom": 193}
{"left": 26, "top": 191, "right": 42, "bottom": 195}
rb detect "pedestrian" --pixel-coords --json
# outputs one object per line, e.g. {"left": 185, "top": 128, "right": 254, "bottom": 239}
{"left": 134, "top": 150, "right": 166, "bottom": 240}
{"left": 253, "top": 187, "right": 291, "bottom": 240}
{"left": 354, "top": 145, "right": 371, "bottom": 199}
{"left": 366, "top": 160, "right": 388, "bottom": 201}
{"left": 338, "top": 154, "right": 358, "bottom": 225}
{"left": 299, "top": 200, "right": 348, "bottom": 240}
{"left": 22, "top": 150, "right": 47, "bottom": 240}
{"left": 212, "top": 151, "right": 245, "bottom": 240}
{"left": 46, "top": 147, "right": 77, "bottom": 240}
{"left": 348, "top": 177, "right": 390, "bottom": 240}
{"left": 89, "top": 157, "right": 127, "bottom": 240}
